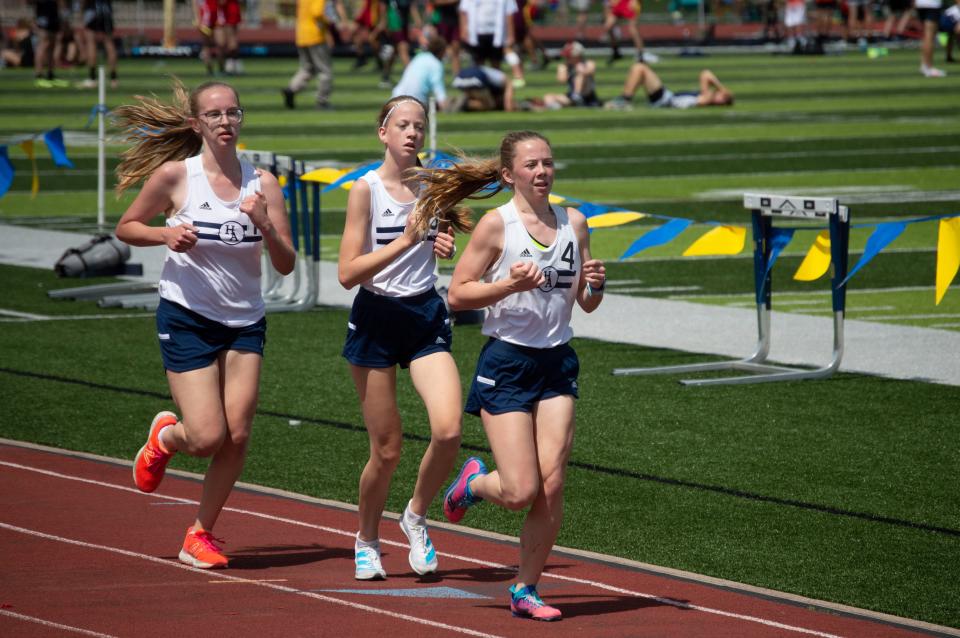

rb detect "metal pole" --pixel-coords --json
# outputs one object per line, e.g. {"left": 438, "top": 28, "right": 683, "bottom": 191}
{"left": 428, "top": 96, "right": 437, "bottom": 161}
{"left": 97, "top": 65, "right": 106, "bottom": 230}
{"left": 163, "top": 0, "right": 176, "bottom": 48}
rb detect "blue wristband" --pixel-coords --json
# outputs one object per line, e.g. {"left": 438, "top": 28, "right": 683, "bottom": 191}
{"left": 587, "top": 281, "right": 605, "bottom": 295}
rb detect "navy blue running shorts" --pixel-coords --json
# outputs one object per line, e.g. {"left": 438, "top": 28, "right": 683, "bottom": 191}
{"left": 342, "top": 286, "right": 452, "bottom": 369}
{"left": 156, "top": 298, "right": 266, "bottom": 373}
{"left": 464, "top": 338, "right": 579, "bottom": 416}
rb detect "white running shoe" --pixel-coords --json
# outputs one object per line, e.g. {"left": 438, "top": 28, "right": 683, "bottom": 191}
{"left": 921, "top": 65, "right": 946, "bottom": 78}
{"left": 399, "top": 507, "right": 438, "bottom": 575}
{"left": 354, "top": 541, "right": 386, "bottom": 580}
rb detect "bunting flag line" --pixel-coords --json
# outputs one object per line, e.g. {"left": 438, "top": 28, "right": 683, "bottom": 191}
{"left": 587, "top": 211, "right": 646, "bottom": 229}
{"left": 936, "top": 217, "right": 960, "bottom": 305}
{"left": 0, "top": 127, "right": 75, "bottom": 200}
{"left": 763, "top": 228, "right": 796, "bottom": 285}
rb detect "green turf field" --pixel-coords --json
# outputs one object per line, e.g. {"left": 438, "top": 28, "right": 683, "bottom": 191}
{"left": 1, "top": 50, "right": 959, "bottom": 629}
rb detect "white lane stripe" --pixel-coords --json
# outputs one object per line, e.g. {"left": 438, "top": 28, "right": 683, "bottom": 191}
{"left": 0, "top": 308, "right": 51, "bottom": 320}
{"left": 0, "top": 313, "right": 155, "bottom": 323}
{"left": 0, "top": 609, "right": 117, "bottom": 637}
{"left": 0, "top": 460, "right": 845, "bottom": 638}
{"left": 0, "top": 522, "right": 502, "bottom": 638}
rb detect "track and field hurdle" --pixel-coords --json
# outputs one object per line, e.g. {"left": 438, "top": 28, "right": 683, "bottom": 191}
{"left": 612, "top": 193, "right": 850, "bottom": 386}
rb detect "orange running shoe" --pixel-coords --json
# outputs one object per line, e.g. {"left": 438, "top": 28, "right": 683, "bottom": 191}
{"left": 179, "top": 526, "right": 229, "bottom": 569}
{"left": 132, "top": 411, "right": 177, "bottom": 493}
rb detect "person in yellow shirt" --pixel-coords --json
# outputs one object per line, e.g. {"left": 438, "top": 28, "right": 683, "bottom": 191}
{"left": 283, "top": 0, "right": 346, "bottom": 109}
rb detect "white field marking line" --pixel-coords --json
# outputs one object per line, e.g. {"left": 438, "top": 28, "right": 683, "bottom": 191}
{"left": 805, "top": 306, "right": 896, "bottom": 314}
{"left": 0, "top": 609, "right": 117, "bottom": 638}
{"left": 575, "top": 164, "right": 960, "bottom": 184}
{"left": 0, "top": 461, "right": 845, "bottom": 638}
{"left": 672, "top": 285, "right": 938, "bottom": 300}
{"left": 0, "top": 522, "right": 502, "bottom": 638}
{"left": 208, "top": 579, "right": 289, "bottom": 584}
{"left": 606, "top": 279, "right": 647, "bottom": 286}
{"left": 858, "top": 313, "right": 960, "bottom": 321}
{"left": 568, "top": 146, "right": 960, "bottom": 166}
{"left": 931, "top": 323, "right": 960, "bottom": 329}
{"left": 611, "top": 286, "right": 702, "bottom": 293}
{"left": 0, "top": 308, "right": 50, "bottom": 320}
{"left": 0, "top": 313, "right": 155, "bottom": 323}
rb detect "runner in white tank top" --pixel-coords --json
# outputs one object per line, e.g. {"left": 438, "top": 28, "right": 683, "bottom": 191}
{"left": 114, "top": 80, "right": 295, "bottom": 570}
{"left": 433, "top": 131, "right": 605, "bottom": 621}
{"left": 357, "top": 169, "right": 439, "bottom": 297}
{"left": 337, "top": 96, "right": 464, "bottom": 581}
{"left": 481, "top": 199, "right": 579, "bottom": 348}
{"left": 159, "top": 154, "right": 264, "bottom": 326}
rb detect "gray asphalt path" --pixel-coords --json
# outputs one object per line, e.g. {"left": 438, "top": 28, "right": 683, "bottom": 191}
{"left": 3, "top": 225, "right": 957, "bottom": 386}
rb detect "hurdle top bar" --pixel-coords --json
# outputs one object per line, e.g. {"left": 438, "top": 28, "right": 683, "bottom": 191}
{"left": 743, "top": 193, "right": 848, "bottom": 222}
{"left": 237, "top": 149, "right": 294, "bottom": 172}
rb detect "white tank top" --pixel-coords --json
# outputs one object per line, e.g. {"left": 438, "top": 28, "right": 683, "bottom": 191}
{"left": 158, "top": 155, "right": 264, "bottom": 327}
{"left": 481, "top": 200, "right": 580, "bottom": 348}
{"left": 359, "top": 170, "right": 438, "bottom": 297}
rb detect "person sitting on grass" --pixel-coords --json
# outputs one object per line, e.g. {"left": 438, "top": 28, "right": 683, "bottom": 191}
{"left": 448, "top": 63, "right": 516, "bottom": 111}
{"left": 540, "top": 40, "right": 602, "bottom": 110}
{"left": 605, "top": 62, "right": 734, "bottom": 110}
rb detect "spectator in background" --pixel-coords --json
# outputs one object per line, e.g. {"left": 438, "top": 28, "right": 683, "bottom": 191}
{"left": 34, "top": 0, "right": 69, "bottom": 87}
{"left": 1, "top": 19, "right": 35, "bottom": 69}
{"left": 379, "top": 0, "right": 421, "bottom": 87}
{"left": 391, "top": 34, "right": 448, "bottom": 109}
{"left": 917, "top": 0, "right": 946, "bottom": 75}
{"left": 605, "top": 62, "right": 734, "bottom": 109}
{"left": 939, "top": 0, "right": 960, "bottom": 62}
{"left": 79, "top": 0, "right": 119, "bottom": 89}
{"left": 814, "top": 0, "right": 839, "bottom": 47}
{"left": 283, "top": 0, "right": 342, "bottom": 110}
{"left": 195, "top": 0, "right": 218, "bottom": 75}
{"left": 603, "top": 0, "right": 653, "bottom": 64}
{"left": 569, "top": 0, "right": 591, "bottom": 41}
{"left": 449, "top": 63, "right": 516, "bottom": 110}
{"left": 198, "top": 0, "right": 243, "bottom": 75}
{"left": 431, "top": 0, "right": 464, "bottom": 75}
{"left": 883, "top": 0, "right": 915, "bottom": 40}
{"left": 784, "top": 0, "right": 809, "bottom": 51}
{"left": 351, "top": 0, "right": 384, "bottom": 69}
{"left": 537, "top": 40, "right": 601, "bottom": 109}
{"left": 459, "top": 0, "right": 517, "bottom": 68}
{"left": 842, "top": 0, "right": 869, "bottom": 47}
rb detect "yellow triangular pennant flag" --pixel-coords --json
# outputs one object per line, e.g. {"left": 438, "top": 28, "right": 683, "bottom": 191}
{"left": 19, "top": 139, "right": 38, "bottom": 198}
{"left": 587, "top": 211, "right": 646, "bottom": 229}
{"left": 548, "top": 194, "right": 566, "bottom": 205}
{"left": 301, "top": 167, "right": 347, "bottom": 184}
{"left": 935, "top": 217, "right": 960, "bottom": 305}
{"left": 793, "top": 231, "right": 831, "bottom": 281}
{"left": 682, "top": 225, "right": 746, "bottom": 256}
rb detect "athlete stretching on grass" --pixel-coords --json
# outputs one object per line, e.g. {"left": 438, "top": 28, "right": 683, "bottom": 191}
{"left": 338, "top": 95, "right": 469, "bottom": 580}
{"left": 114, "top": 79, "right": 295, "bottom": 569}
{"left": 418, "top": 130, "right": 606, "bottom": 620}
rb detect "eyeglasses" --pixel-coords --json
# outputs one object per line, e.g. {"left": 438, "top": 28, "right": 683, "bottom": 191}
{"left": 198, "top": 108, "right": 244, "bottom": 124}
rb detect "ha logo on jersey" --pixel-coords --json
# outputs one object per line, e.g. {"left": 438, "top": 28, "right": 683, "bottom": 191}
{"left": 193, "top": 220, "right": 263, "bottom": 245}
{"left": 536, "top": 241, "right": 577, "bottom": 292}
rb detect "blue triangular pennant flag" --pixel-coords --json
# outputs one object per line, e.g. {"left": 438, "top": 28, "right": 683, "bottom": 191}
{"left": 839, "top": 222, "right": 905, "bottom": 287}
{"left": 762, "top": 227, "right": 796, "bottom": 283}
{"left": 43, "top": 127, "right": 74, "bottom": 168}
{"left": 619, "top": 218, "right": 693, "bottom": 260}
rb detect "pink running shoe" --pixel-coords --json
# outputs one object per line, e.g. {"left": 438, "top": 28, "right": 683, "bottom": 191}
{"left": 509, "top": 584, "right": 562, "bottom": 621}
{"left": 442, "top": 456, "right": 487, "bottom": 523}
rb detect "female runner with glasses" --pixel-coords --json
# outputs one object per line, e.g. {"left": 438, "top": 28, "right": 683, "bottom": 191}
{"left": 114, "top": 80, "right": 296, "bottom": 568}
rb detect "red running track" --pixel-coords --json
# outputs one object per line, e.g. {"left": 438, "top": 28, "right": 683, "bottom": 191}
{"left": 0, "top": 441, "right": 952, "bottom": 638}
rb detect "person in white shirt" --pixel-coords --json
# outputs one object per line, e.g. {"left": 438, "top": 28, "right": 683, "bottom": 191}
{"left": 114, "top": 80, "right": 295, "bottom": 569}
{"left": 416, "top": 130, "right": 605, "bottom": 621}
{"left": 459, "top": 0, "right": 517, "bottom": 67}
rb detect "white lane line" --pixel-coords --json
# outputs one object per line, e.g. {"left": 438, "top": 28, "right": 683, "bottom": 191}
{"left": 0, "top": 522, "right": 502, "bottom": 638}
{"left": 0, "top": 608, "right": 117, "bottom": 637}
{"left": 0, "top": 308, "right": 50, "bottom": 320}
{"left": 0, "top": 312, "right": 154, "bottom": 323}
{"left": 0, "top": 460, "right": 845, "bottom": 638}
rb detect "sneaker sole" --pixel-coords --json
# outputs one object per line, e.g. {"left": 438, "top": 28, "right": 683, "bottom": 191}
{"left": 511, "top": 611, "right": 561, "bottom": 622}
{"left": 178, "top": 549, "right": 227, "bottom": 569}
{"left": 132, "top": 411, "right": 177, "bottom": 492}
{"left": 443, "top": 457, "right": 487, "bottom": 522}
{"left": 398, "top": 518, "right": 438, "bottom": 575}
{"left": 355, "top": 569, "right": 387, "bottom": 580}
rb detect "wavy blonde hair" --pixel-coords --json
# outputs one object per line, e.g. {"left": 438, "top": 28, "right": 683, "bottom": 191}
{"left": 409, "top": 131, "right": 551, "bottom": 236}
{"left": 112, "top": 79, "right": 238, "bottom": 195}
